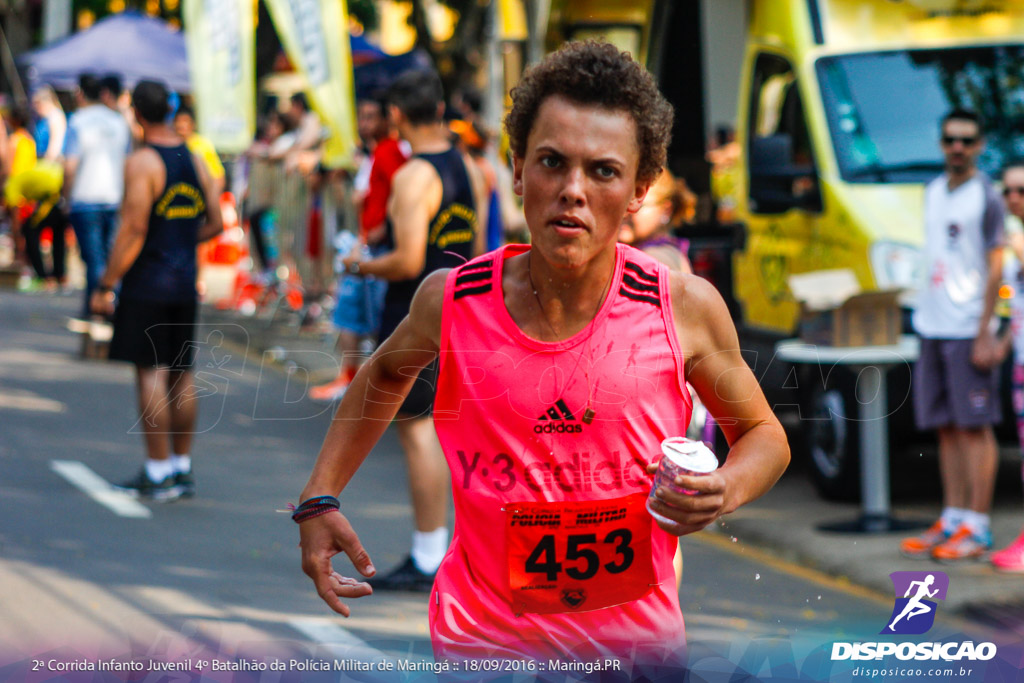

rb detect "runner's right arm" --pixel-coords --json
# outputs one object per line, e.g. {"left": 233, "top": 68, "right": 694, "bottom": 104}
{"left": 298, "top": 269, "right": 447, "bottom": 616}
{"left": 90, "top": 150, "right": 159, "bottom": 315}
{"left": 352, "top": 159, "right": 439, "bottom": 280}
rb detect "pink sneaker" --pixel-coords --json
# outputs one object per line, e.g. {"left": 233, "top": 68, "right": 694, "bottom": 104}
{"left": 991, "top": 531, "right": 1024, "bottom": 572}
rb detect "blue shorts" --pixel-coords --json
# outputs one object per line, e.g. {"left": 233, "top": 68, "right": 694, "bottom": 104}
{"left": 333, "top": 273, "right": 387, "bottom": 336}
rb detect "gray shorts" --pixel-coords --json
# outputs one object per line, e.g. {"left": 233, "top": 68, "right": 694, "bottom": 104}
{"left": 913, "top": 337, "right": 1001, "bottom": 430}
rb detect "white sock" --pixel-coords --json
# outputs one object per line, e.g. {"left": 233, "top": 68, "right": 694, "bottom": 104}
{"left": 962, "top": 510, "right": 990, "bottom": 537}
{"left": 940, "top": 507, "right": 965, "bottom": 533}
{"left": 411, "top": 527, "right": 449, "bottom": 574}
{"left": 145, "top": 458, "right": 176, "bottom": 483}
{"left": 171, "top": 454, "right": 192, "bottom": 473}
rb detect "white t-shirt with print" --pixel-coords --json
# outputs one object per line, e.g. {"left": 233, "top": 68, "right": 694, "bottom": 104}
{"left": 913, "top": 172, "right": 1005, "bottom": 339}
{"left": 64, "top": 104, "right": 131, "bottom": 207}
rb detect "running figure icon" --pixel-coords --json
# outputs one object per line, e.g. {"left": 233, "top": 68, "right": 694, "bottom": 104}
{"left": 888, "top": 574, "right": 939, "bottom": 631}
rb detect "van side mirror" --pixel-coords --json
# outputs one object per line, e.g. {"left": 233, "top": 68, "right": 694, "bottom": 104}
{"left": 748, "top": 134, "right": 822, "bottom": 213}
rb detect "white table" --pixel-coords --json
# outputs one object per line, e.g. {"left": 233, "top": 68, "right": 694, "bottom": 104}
{"left": 776, "top": 335, "right": 925, "bottom": 533}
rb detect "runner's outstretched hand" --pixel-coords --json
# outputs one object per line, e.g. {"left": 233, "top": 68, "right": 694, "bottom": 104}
{"left": 645, "top": 462, "right": 727, "bottom": 536}
{"left": 299, "top": 512, "right": 375, "bottom": 616}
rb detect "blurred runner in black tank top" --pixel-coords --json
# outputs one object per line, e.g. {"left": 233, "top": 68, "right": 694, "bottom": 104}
{"left": 91, "top": 80, "right": 223, "bottom": 502}
{"left": 341, "top": 69, "right": 488, "bottom": 590}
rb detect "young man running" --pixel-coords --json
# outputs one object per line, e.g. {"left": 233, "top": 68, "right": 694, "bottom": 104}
{"left": 296, "top": 43, "right": 789, "bottom": 672}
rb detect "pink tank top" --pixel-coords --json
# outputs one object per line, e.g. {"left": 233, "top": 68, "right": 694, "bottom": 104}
{"left": 430, "top": 243, "right": 692, "bottom": 666}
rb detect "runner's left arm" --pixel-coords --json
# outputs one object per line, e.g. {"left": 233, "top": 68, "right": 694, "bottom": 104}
{"left": 973, "top": 188, "right": 1007, "bottom": 369}
{"left": 193, "top": 151, "right": 224, "bottom": 242}
{"left": 646, "top": 273, "right": 791, "bottom": 536}
{"left": 298, "top": 269, "right": 446, "bottom": 616}
{"left": 462, "top": 151, "right": 489, "bottom": 257}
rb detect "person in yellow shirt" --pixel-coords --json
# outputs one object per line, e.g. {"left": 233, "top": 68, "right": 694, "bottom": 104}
{"left": 7, "top": 160, "right": 66, "bottom": 290}
{"left": 5, "top": 106, "right": 37, "bottom": 180}
{"left": 173, "top": 105, "right": 225, "bottom": 196}
{"left": 4, "top": 106, "right": 39, "bottom": 289}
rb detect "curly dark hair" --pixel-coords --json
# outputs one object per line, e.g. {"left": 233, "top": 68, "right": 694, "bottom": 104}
{"left": 504, "top": 41, "right": 673, "bottom": 183}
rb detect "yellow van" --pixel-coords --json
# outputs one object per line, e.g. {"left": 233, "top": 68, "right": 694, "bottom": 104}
{"left": 547, "top": 0, "right": 1024, "bottom": 498}
{"left": 735, "top": 0, "right": 1024, "bottom": 333}
{"left": 733, "top": 0, "right": 1024, "bottom": 497}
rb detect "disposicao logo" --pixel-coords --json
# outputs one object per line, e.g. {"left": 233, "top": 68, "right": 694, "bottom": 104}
{"left": 831, "top": 570, "right": 997, "bottom": 663}
{"left": 882, "top": 571, "right": 948, "bottom": 635}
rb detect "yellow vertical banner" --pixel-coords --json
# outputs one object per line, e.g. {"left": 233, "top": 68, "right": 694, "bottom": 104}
{"left": 263, "top": 0, "right": 358, "bottom": 168}
{"left": 183, "top": 0, "right": 256, "bottom": 154}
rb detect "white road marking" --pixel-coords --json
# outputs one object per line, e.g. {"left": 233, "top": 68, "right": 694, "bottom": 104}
{"left": 0, "top": 390, "right": 65, "bottom": 413}
{"left": 289, "top": 618, "right": 400, "bottom": 664}
{"left": 50, "top": 460, "right": 151, "bottom": 518}
{"left": 130, "top": 585, "right": 226, "bottom": 617}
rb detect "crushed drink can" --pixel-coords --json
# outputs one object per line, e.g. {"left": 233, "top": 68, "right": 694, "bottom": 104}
{"left": 646, "top": 437, "right": 718, "bottom": 525}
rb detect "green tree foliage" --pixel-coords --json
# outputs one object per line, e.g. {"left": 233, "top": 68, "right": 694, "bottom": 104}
{"left": 348, "top": 0, "right": 378, "bottom": 32}
{"left": 406, "top": 0, "right": 488, "bottom": 99}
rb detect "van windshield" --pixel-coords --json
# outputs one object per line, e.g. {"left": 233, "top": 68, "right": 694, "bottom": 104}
{"left": 817, "top": 45, "right": 1024, "bottom": 183}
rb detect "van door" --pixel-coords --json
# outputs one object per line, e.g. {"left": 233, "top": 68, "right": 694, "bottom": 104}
{"left": 735, "top": 51, "right": 824, "bottom": 333}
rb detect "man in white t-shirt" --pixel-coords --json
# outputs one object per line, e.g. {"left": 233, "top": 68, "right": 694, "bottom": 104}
{"left": 64, "top": 73, "right": 131, "bottom": 318}
{"left": 902, "top": 109, "right": 1005, "bottom": 561}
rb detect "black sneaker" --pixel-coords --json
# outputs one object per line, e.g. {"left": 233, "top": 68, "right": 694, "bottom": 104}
{"left": 367, "top": 556, "right": 436, "bottom": 592}
{"left": 113, "top": 468, "right": 181, "bottom": 502}
{"left": 174, "top": 468, "right": 196, "bottom": 498}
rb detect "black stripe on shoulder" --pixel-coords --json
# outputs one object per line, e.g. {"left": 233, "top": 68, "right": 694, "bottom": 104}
{"left": 457, "top": 258, "right": 494, "bottom": 275}
{"left": 619, "top": 286, "right": 661, "bottom": 308}
{"left": 455, "top": 269, "right": 492, "bottom": 287}
{"left": 622, "top": 273, "right": 659, "bottom": 295}
{"left": 453, "top": 284, "right": 492, "bottom": 300}
{"left": 623, "top": 261, "right": 659, "bottom": 283}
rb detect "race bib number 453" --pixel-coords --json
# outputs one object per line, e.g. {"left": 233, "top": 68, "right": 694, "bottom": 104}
{"left": 505, "top": 493, "right": 656, "bottom": 615}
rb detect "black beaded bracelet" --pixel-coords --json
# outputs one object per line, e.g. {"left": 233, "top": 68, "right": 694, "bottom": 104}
{"left": 291, "top": 495, "right": 340, "bottom": 523}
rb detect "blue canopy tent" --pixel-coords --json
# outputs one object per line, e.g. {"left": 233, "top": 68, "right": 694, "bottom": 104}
{"left": 350, "top": 33, "right": 388, "bottom": 66}
{"left": 19, "top": 12, "right": 191, "bottom": 92}
{"left": 353, "top": 49, "right": 433, "bottom": 99}
{"left": 20, "top": 13, "right": 396, "bottom": 95}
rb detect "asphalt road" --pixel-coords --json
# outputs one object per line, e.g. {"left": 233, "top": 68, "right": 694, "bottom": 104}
{"left": 0, "top": 289, "right": 994, "bottom": 681}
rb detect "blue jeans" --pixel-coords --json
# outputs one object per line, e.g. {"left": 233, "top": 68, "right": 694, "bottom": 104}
{"left": 332, "top": 244, "right": 389, "bottom": 336}
{"left": 70, "top": 205, "right": 119, "bottom": 317}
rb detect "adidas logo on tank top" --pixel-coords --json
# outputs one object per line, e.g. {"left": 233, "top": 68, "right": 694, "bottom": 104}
{"left": 535, "top": 399, "right": 583, "bottom": 434}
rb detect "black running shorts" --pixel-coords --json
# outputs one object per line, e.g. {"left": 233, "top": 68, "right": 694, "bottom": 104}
{"left": 378, "top": 301, "right": 437, "bottom": 418}
{"left": 108, "top": 297, "right": 198, "bottom": 369}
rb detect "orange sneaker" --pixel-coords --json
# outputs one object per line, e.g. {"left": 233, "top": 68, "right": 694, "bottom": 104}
{"left": 899, "top": 520, "right": 950, "bottom": 558}
{"left": 310, "top": 374, "right": 351, "bottom": 402}
{"left": 931, "top": 524, "right": 991, "bottom": 562}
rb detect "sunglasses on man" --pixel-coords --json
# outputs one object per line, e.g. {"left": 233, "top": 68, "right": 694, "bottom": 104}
{"left": 1004, "top": 186, "right": 1024, "bottom": 198}
{"left": 941, "top": 135, "right": 978, "bottom": 146}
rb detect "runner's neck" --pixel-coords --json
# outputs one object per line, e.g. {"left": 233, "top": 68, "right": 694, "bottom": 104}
{"left": 403, "top": 123, "right": 451, "bottom": 155}
{"left": 510, "top": 249, "right": 616, "bottom": 340}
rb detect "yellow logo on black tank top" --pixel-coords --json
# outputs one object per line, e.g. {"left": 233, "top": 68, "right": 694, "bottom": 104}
{"left": 429, "top": 203, "right": 476, "bottom": 249}
{"left": 156, "top": 182, "right": 205, "bottom": 220}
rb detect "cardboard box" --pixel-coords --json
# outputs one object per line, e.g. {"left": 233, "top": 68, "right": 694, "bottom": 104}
{"left": 788, "top": 269, "right": 902, "bottom": 347}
